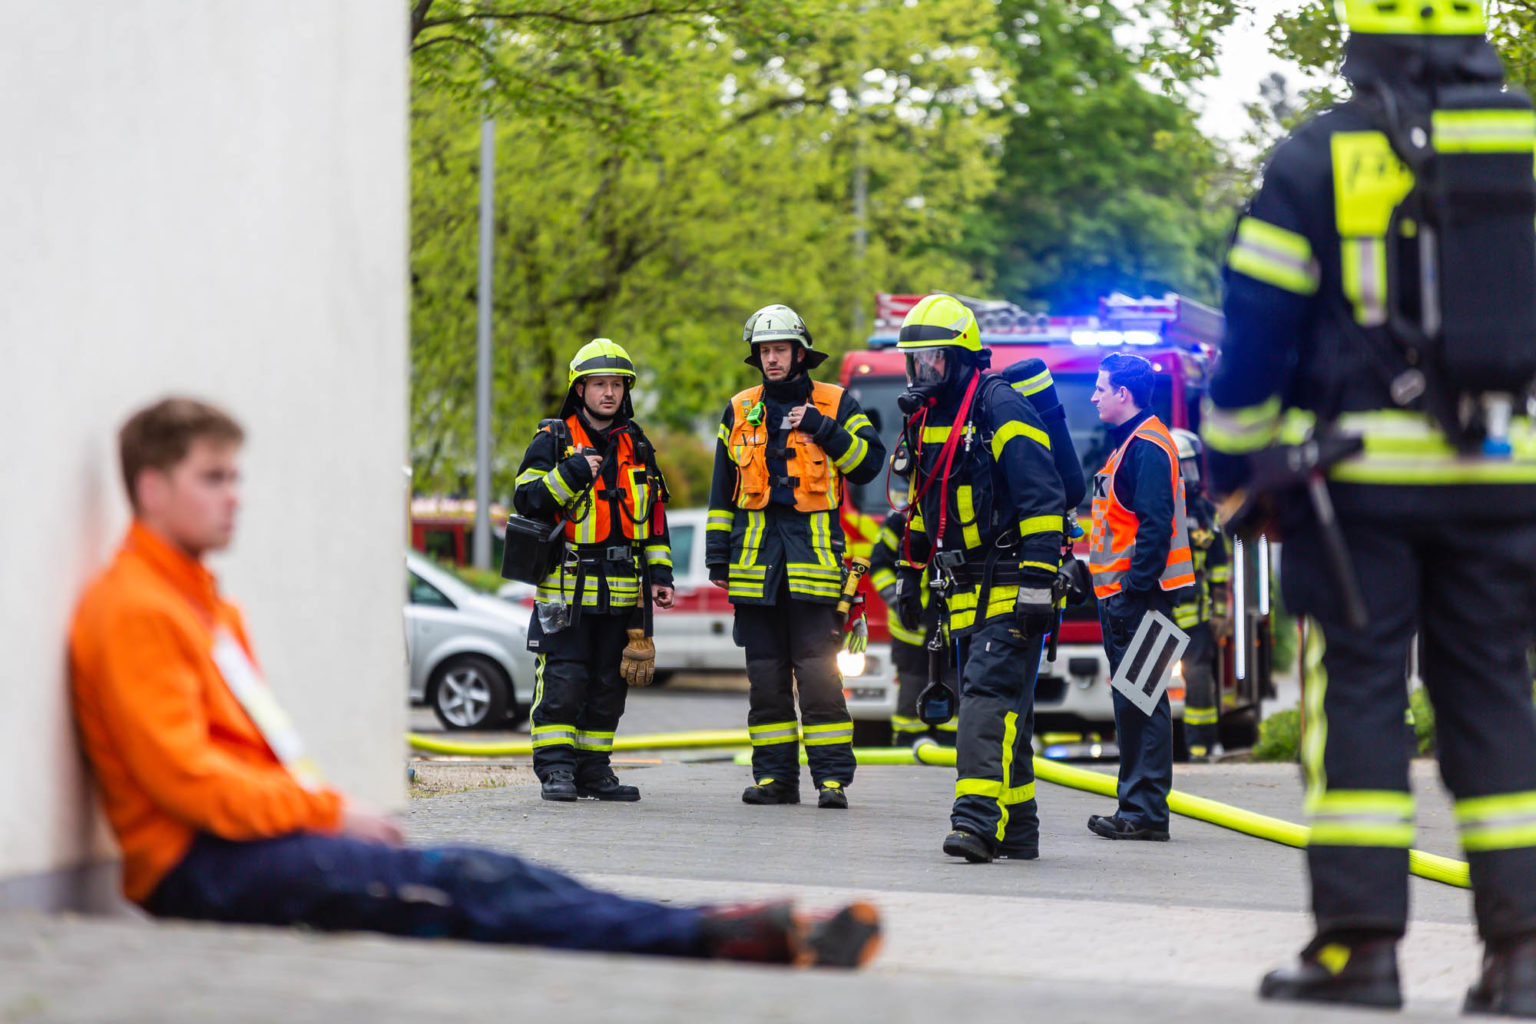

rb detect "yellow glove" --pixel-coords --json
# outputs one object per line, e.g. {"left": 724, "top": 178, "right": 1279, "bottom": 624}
{"left": 843, "top": 612, "right": 868, "bottom": 654}
{"left": 621, "top": 629, "right": 656, "bottom": 687}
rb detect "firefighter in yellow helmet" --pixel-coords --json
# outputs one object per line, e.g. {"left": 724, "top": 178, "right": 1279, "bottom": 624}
{"left": 1204, "top": 0, "right": 1536, "bottom": 1010}
{"left": 705, "top": 304, "right": 885, "bottom": 808}
{"left": 890, "top": 294, "right": 1067, "bottom": 862}
{"left": 512, "top": 339, "right": 675, "bottom": 803}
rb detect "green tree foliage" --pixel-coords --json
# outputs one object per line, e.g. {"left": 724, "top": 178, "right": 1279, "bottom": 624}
{"left": 410, "top": 0, "right": 1010, "bottom": 496}
{"left": 408, "top": 0, "right": 1245, "bottom": 498}
{"left": 980, "top": 1, "right": 1243, "bottom": 312}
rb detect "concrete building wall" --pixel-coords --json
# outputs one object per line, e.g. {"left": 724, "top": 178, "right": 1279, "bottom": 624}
{"left": 0, "top": 3, "right": 408, "bottom": 909}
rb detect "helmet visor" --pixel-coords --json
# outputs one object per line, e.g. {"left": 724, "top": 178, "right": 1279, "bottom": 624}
{"left": 905, "top": 348, "right": 949, "bottom": 386}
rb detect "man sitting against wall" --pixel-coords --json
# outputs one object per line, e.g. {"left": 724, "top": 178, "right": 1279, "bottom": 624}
{"left": 68, "top": 396, "right": 880, "bottom": 966}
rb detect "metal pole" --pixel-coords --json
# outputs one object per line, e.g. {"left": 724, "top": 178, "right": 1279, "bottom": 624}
{"left": 472, "top": 117, "right": 496, "bottom": 570}
{"left": 852, "top": 160, "right": 867, "bottom": 339}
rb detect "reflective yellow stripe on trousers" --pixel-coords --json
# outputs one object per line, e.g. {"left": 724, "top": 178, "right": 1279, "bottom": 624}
{"left": 954, "top": 711, "right": 1035, "bottom": 843}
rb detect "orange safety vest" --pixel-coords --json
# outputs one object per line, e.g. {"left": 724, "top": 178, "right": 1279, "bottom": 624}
{"left": 1088, "top": 415, "right": 1195, "bottom": 600}
{"left": 551, "top": 415, "right": 655, "bottom": 547}
{"left": 726, "top": 381, "right": 844, "bottom": 513}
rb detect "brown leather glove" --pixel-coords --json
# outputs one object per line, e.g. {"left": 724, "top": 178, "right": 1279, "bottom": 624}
{"left": 621, "top": 628, "right": 656, "bottom": 687}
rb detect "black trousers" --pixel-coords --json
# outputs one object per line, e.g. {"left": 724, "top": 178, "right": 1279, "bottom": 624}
{"left": 1100, "top": 590, "right": 1174, "bottom": 830}
{"left": 736, "top": 596, "right": 855, "bottom": 788}
{"left": 891, "top": 632, "right": 958, "bottom": 747}
{"left": 950, "top": 616, "right": 1043, "bottom": 853}
{"left": 1181, "top": 623, "right": 1219, "bottom": 754}
{"left": 529, "top": 612, "right": 631, "bottom": 784}
{"left": 1284, "top": 514, "right": 1536, "bottom": 943}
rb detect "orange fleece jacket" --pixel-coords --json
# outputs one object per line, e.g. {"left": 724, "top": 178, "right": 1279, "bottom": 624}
{"left": 70, "top": 522, "right": 344, "bottom": 904}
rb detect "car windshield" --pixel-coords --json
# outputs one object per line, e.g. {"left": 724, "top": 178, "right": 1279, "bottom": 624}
{"left": 408, "top": 571, "right": 455, "bottom": 608}
{"left": 845, "top": 376, "right": 907, "bottom": 515}
{"left": 669, "top": 523, "right": 694, "bottom": 579}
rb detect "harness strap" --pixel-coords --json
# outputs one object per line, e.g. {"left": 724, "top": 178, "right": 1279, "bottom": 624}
{"left": 902, "top": 371, "right": 981, "bottom": 569}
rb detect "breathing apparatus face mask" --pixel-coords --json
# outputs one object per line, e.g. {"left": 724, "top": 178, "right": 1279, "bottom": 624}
{"left": 898, "top": 348, "right": 950, "bottom": 416}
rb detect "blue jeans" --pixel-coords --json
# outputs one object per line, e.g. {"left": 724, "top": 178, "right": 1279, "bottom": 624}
{"left": 146, "top": 832, "right": 705, "bottom": 955}
{"left": 1099, "top": 591, "right": 1173, "bottom": 830}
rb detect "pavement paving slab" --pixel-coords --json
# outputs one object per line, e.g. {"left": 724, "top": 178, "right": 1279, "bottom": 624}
{"left": 0, "top": 759, "right": 1487, "bottom": 1022}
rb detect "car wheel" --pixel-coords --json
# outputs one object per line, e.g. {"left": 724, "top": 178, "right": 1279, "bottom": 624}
{"left": 429, "top": 654, "right": 510, "bottom": 731}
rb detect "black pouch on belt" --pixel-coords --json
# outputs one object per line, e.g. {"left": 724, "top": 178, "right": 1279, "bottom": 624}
{"left": 500, "top": 514, "right": 565, "bottom": 584}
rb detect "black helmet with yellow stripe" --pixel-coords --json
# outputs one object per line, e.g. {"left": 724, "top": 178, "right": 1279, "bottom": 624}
{"left": 560, "top": 338, "right": 636, "bottom": 420}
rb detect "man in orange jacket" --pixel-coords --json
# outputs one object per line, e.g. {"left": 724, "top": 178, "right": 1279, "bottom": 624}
{"left": 68, "top": 396, "right": 879, "bottom": 965}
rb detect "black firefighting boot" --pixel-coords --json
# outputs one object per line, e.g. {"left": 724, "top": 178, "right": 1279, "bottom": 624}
{"left": 1466, "top": 933, "right": 1536, "bottom": 1018}
{"left": 942, "top": 829, "right": 994, "bottom": 864}
{"left": 1259, "top": 934, "right": 1402, "bottom": 1009}
{"left": 817, "top": 782, "right": 848, "bottom": 809}
{"left": 742, "top": 778, "right": 801, "bottom": 805}
{"left": 576, "top": 774, "right": 640, "bottom": 802}
{"left": 540, "top": 769, "right": 578, "bottom": 802}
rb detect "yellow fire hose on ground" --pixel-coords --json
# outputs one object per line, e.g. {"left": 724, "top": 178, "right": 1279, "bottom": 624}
{"left": 410, "top": 729, "right": 1470, "bottom": 888}
{"left": 408, "top": 729, "right": 749, "bottom": 757}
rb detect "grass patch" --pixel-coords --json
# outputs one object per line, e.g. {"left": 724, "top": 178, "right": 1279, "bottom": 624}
{"left": 1251, "top": 708, "right": 1300, "bottom": 763}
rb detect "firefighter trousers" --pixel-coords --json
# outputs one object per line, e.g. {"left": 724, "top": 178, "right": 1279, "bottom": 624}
{"left": 1284, "top": 514, "right": 1536, "bottom": 943}
{"left": 528, "top": 611, "right": 631, "bottom": 785}
{"left": 951, "top": 616, "right": 1043, "bottom": 854}
{"left": 1181, "top": 623, "right": 1219, "bottom": 756}
{"left": 1100, "top": 590, "right": 1174, "bottom": 831}
{"left": 736, "top": 594, "right": 855, "bottom": 789}
{"left": 891, "top": 634, "right": 958, "bottom": 747}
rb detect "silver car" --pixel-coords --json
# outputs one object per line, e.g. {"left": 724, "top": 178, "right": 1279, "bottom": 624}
{"left": 406, "top": 552, "right": 536, "bottom": 730}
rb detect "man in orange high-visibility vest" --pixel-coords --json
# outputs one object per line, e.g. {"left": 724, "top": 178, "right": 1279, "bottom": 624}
{"left": 1086, "top": 352, "right": 1194, "bottom": 841}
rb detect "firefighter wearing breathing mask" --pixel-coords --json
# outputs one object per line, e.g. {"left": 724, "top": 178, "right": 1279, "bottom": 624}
{"left": 891, "top": 294, "right": 1065, "bottom": 864}
{"left": 706, "top": 304, "right": 885, "bottom": 809}
{"left": 1203, "top": 0, "right": 1536, "bottom": 1011}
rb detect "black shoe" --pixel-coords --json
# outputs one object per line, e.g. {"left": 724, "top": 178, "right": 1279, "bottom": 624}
{"left": 1466, "top": 934, "right": 1536, "bottom": 1017}
{"left": 576, "top": 774, "right": 640, "bottom": 801}
{"left": 540, "top": 770, "right": 578, "bottom": 802}
{"left": 817, "top": 783, "right": 848, "bottom": 809}
{"left": 742, "top": 779, "right": 800, "bottom": 805}
{"left": 1087, "top": 814, "right": 1170, "bottom": 841}
{"left": 1259, "top": 937, "right": 1402, "bottom": 1009}
{"left": 942, "top": 829, "right": 994, "bottom": 863}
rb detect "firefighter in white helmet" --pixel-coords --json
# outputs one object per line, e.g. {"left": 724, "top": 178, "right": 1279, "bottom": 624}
{"left": 706, "top": 304, "right": 885, "bottom": 809}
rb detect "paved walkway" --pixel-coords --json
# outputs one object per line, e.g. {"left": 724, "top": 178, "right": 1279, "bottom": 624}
{"left": 0, "top": 760, "right": 1483, "bottom": 1022}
